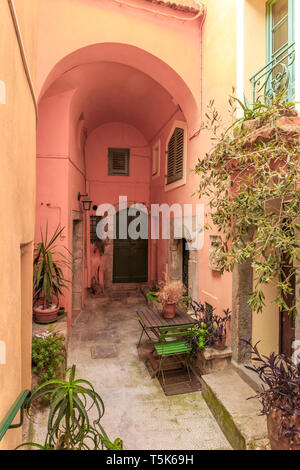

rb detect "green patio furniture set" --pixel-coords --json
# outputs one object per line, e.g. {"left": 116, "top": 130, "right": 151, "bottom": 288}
{"left": 136, "top": 306, "right": 197, "bottom": 393}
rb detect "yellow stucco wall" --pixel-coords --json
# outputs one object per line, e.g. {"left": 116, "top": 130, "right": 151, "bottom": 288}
{"left": 252, "top": 278, "right": 280, "bottom": 357}
{"left": 244, "top": 0, "right": 266, "bottom": 100}
{"left": 244, "top": 1, "right": 279, "bottom": 357}
{"left": 201, "top": 0, "right": 237, "bottom": 115}
{"left": 0, "top": 0, "right": 38, "bottom": 450}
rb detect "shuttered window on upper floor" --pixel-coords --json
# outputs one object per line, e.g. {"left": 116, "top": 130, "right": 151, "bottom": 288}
{"left": 166, "top": 127, "right": 184, "bottom": 185}
{"left": 108, "top": 148, "right": 130, "bottom": 176}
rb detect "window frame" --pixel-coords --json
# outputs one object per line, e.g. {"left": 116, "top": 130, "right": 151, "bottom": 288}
{"left": 108, "top": 147, "right": 130, "bottom": 176}
{"left": 164, "top": 120, "right": 187, "bottom": 192}
{"left": 266, "top": 0, "right": 294, "bottom": 62}
{"left": 151, "top": 139, "right": 161, "bottom": 180}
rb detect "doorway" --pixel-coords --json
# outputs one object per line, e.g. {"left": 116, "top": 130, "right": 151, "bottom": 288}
{"left": 182, "top": 238, "right": 189, "bottom": 292}
{"left": 113, "top": 209, "right": 148, "bottom": 283}
{"left": 72, "top": 214, "right": 84, "bottom": 312}
{"left": 279, "top": 249, "right": 296, "bottom": 357}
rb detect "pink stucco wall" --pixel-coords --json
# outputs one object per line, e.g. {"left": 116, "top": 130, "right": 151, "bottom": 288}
{"left": 35, "top": 0, "right": 233, "bottom": 331}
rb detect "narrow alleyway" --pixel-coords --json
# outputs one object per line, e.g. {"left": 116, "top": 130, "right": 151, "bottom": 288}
{"left": 67, "top": 293, "right": 231, "bottom": 450}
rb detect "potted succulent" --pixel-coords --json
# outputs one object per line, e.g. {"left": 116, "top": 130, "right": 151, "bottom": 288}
{"left": 155, "top": 281, "right": 186, "bottom": 319}
{"left": 245, "top": 342, "right": 300, "bottom": 450}
{"left": 33, "top": 225, "right": 70, "bottom": 324}
{"left": 17, "top": 365, "right": 122, "bottom": 450}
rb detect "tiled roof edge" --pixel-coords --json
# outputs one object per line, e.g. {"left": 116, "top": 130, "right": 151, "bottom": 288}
{"left": 142, "top": 0, "right": 203, "bottom": 15}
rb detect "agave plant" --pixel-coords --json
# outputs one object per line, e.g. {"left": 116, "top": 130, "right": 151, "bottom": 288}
{"left": 33, "top": 225, "right": 71, "bottom": 309}
{"left": 18, "top": 365, "right": 122, "bottom": 450}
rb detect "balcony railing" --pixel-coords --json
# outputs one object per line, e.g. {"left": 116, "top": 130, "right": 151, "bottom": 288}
{"left": 250, "top": 42, "right": 295, "bottom": 104}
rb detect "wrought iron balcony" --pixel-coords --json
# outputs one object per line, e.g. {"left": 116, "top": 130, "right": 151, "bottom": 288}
{"left": 250, "top": 42, "right": 295, "bottom": 104}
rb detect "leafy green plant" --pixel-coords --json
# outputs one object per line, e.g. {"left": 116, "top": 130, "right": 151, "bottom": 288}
{"left": 195, "top": 91, "right": 300, "bottom": 315}
{"left": 32, "top": 334, "right": 65, "bottom": 385}
{"left": 190, "top": 323, "right": 209, "bottom": 354}
{"left": 18, "top": 365, "right": 122, "bottom": 450}
{"left": 33, "top": 225, "right": 71, "bottom": 309}
{"left": 147, "top": 290, "right": 159, "bottom": 306}
{"left": 227, "top": 94, "right": 269, "bottom": 133}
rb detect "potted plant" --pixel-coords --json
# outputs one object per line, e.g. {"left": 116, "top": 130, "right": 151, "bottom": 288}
{"left": 211, "top": 308, "right": 231, "bottom": 350}
{"left": 33, "top": 225, "right": 70, "bottom": 324}
{"left": 155, "top": 281, "right": 186, "bottom": 319}
{"left": 245, "top": 342, "right": 300, "bottom": 450}
{"left": 17, "top": 365, "right": 122, "bottom": 450}
{"left": 191, "top": 302, "right": 231, "bottom": 350}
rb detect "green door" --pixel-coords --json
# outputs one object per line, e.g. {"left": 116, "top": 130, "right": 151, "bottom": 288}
{"left": 113, "top": 209, "right": 148, "bottom": 283}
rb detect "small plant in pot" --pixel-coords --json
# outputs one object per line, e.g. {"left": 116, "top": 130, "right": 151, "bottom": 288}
{"left": 211, "top": 309, "right": 231, "bottom": 350}
{"left": 191, "top": 302, "right": 231, "bottom": 350}
{"left": 244, "top": 341, "right": 300, "bottom": 450}
{"left": 33, "top": 225, "right": 71, "bottom": 324}
{"left": 156, "top": 281, "right": 186, "bottom": 319}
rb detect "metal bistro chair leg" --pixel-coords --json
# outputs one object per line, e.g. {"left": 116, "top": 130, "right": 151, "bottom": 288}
{"left": 137, "top": 318, "right": 152, "bottom": 347}
{"left": 137, "top": 328, "right": 144, "bottom": 347}
{"left": 158, "top": 355, "right": 166, "bottom": 390}
{"left": 185, "top": 355, "right": 193, "bottom": 388}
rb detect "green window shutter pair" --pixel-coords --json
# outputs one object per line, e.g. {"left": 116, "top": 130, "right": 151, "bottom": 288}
{"left": 108, "top": 148, "right": 130, "bottom": 176}
{"left": 167, "top": 127, "right": 184, "bottom": 185}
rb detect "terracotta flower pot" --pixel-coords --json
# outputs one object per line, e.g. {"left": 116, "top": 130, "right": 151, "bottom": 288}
{"left": 162, "top": 303, "right": 176, "bottom": 319}
{"left": 267, "top": 408, "right": 300, "bottom": 450}
{"left": 33, "top": 304, "right": 59, "bottom": 324}
{"left": 213, "top": 336, "right": 227, "bottom": 351}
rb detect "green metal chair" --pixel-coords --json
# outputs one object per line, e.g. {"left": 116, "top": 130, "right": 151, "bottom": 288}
{"left": 154, "top": 326, "right": 194, "bottom": 392}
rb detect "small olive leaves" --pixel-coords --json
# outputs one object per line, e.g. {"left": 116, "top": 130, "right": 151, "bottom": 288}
{"left": 195, "top": 92, "right": 300, "bottom": 315}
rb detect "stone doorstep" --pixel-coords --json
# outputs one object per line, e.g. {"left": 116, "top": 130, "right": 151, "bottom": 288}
{"left": 203, "top": 346, "right": 232, "bottom": 361}
{"left": 201, "top": 369, "right": 270, "bottom": 450}
{"left": 192, "top": 347, "right": 232, "bottom": 376}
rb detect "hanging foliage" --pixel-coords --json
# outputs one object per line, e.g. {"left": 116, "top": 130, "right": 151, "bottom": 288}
{"left": 195, "top": 92, "right": 300, "bottom": 315}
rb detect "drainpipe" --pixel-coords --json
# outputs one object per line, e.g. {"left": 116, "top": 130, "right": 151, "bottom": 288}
{"left": 7, "top": 0, "right": 38, "bottom": 123}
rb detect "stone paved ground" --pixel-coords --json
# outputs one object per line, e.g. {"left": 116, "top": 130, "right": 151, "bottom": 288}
{"left": 67, "top": 294, "right": 231, "bottom": 450}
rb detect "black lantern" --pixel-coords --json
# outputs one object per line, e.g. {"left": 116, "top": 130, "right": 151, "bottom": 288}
{"left": 78, "top": 192, "right": 92, "bottom": 211}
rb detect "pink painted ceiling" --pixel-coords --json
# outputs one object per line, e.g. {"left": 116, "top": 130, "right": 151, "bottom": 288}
{"left": 43, "top": 61, "right": 178, "bottom": 142}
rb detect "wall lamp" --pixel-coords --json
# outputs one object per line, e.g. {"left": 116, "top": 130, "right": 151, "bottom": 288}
{"left": 78, "top": 192, "right": 92, "bottom": 211}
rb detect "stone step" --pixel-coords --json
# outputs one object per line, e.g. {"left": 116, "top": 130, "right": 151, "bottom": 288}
{"left": 201, "top": 369, "right": 270, "bottom": 450}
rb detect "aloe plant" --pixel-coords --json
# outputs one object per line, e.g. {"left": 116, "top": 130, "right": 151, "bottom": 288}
{"left": 18, "top": 365, "right": 122, "bottom": 450}
{"left": 33, "top": 225, "right": 71, "bottom": 309}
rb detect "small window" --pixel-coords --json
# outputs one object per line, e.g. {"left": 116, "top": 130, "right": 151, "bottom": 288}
{"left": 108, "top": 148, "right": 130, "bottom": 176}
{"left": 167, "top": 127, "right": 184, "bottom": 184}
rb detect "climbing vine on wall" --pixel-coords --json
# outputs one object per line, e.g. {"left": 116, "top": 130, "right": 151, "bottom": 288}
{"left": 195, "top": 92, "right": 300, "bottom": 315}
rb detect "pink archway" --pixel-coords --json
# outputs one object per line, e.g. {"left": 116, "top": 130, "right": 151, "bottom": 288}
{"left": 39, "top": 42, "right": 199, "bottom": 128}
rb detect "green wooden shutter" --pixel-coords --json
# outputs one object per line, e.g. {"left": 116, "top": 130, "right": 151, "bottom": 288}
{"left": 167, "top": 127, "right": 184, "bottom": 184}
{"left": 108, "top": 148, "right": 130, "bottom": 175}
